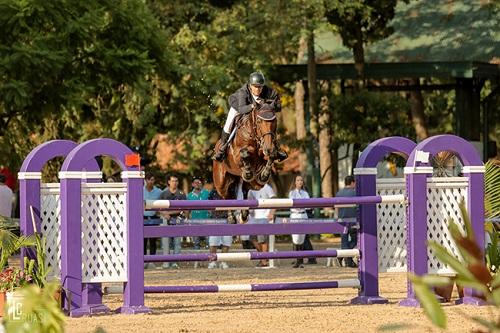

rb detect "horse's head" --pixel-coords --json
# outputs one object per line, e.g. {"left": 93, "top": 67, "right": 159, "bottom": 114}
{"left": 253, "top": 103, "right": 277, "bottom": 158}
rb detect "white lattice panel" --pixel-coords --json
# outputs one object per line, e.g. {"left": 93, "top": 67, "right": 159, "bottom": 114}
{"left": 426, "top": 177, "right": 468, "bottom": 275}
{"left": 41, "top": 184, "right": 61, "bottom": 280}
{"left": 81, "top": 183, "right": 128, "bottom": 283}
{"left": 376, "top": 178, "right": 407, "bottom": 272}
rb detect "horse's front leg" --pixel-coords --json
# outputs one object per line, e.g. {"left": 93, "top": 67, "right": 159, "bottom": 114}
{"left": 257, "top": 158, "right": 274, "bottom": 184}
{"left": 239, "top": 148, "right": 254, "bottom": 182}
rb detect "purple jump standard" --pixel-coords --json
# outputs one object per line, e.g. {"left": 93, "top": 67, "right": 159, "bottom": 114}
{"left": 144, "top": 279, "right": 361, "bottom": 293}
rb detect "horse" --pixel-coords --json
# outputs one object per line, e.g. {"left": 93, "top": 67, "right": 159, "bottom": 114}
{"left": 212, "top": 103, "right": 279, "bottom": 222}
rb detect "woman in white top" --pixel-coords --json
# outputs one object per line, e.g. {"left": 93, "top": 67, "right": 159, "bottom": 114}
{"left": 288, "top": 175, "right": 309, "bottom": 268}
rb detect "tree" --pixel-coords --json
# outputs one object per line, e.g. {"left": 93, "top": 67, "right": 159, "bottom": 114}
{"left": 0, "top": 0, "right": 174, "bottom": 171}
{"left": 324, "top": 0, "right": 399, "bottom": 77}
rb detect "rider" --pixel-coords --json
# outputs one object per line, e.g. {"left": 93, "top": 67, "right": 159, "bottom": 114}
{"left": 212, "top": 71, "right": 288, "bottom": 162}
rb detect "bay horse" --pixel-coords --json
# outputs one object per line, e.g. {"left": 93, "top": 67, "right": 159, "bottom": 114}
{"left": 213, "top": 103, "right": 278, "bottom": 222}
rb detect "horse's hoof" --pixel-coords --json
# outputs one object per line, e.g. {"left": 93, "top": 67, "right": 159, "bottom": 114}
{"left": 257, "top": 174, "right": 269, "bottom": 184}
{"left": 240, "top": 149, "right": 249, "bottom": 158}
{"left": 242, "top": 172, "right": 254, "bottom": 182}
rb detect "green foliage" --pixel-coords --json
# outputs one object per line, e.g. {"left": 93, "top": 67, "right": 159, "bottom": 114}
{"left": 0, "top": 229, "right": 36, "bottom": 270}
{"left": 485, "top": 160, "right": 500, "bottom": 219}
{"left": 23, "top": 233, "right": 50, "bottom": 289}
{"left": 0, "top": 0, "right": 175, "bottom": 171}
{"left": 0, "top": 0, "right": 317, "bottom": 176}
{"left": 3, "top": 281, "right": 65, "bottom": 333}
{"left": 323, "top": 0, "right": 403, "bottom": 65}
{"left": 411, "top": 201, "right": 500, "bottom": 331}
{"left": 329, "top": 91, "right": 415, "bottom": 147}
{"left": 485, "top": 159, "right": 500, "bottom": 277}
{"left": 324, "top": 0, "right": 398, "bottom": 48}
{"left": 486, "top": 229, "right": 500, "bottom": 275}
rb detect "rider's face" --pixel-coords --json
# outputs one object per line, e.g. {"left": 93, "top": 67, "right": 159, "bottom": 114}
{"left": 250, "top": 84, "right": 263, "bottom": 96}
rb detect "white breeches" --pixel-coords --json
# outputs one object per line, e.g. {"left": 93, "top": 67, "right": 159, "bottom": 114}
{"left": 291, "top": 212, "right": 308, "bottom": 245}
{"left": 209, "top": 236, "right": 233, "bottom": 247}
{"left": 223, "top": 107, "right": 238, "bottom": 133}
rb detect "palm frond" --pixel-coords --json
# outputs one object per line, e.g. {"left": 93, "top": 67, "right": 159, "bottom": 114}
{"left": 485, "top": 160, "right": 500, "bottom": 219}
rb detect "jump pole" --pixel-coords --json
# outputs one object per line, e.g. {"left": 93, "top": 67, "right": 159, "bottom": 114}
{"left": 145, "top": 194, "right": 404, "bottom": 211}
{"left": 144, "top": 279, "right": 361, "bottom": 293}
{"left": 144, "top": 249, "right": 359, "bottom": 263}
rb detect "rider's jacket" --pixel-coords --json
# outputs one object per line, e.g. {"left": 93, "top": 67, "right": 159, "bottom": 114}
{"left": 228, "top": 84, "right": 281, "bottom": 114}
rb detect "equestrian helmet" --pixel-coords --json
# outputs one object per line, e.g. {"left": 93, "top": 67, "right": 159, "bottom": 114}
{"left": 249, "top": 72, "right": 265, "bottom": 86}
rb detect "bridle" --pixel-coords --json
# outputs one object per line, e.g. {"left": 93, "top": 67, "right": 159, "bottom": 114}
{"left": 251, "top": 108, "right": 276, "bottom": 151}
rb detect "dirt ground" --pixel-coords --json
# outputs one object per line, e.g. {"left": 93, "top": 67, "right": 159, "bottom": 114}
{"left": 66, "top": 241, "right": 495, "bottom": 333}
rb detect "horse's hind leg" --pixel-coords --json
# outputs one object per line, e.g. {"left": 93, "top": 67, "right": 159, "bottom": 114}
{"left": 240, "top": 148, "right": 254, "bottom": 182}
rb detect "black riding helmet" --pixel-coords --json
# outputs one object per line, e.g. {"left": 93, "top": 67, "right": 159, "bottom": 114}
{"left": 248, "top": 72, "right": 265, "bottom": 86}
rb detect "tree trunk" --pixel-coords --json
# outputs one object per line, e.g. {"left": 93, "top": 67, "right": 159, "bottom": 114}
{"left": 295, "top": 36, "right": 307, "bottom": 174}
{"left": 294, "top": 81, "right": 307, "bottom": 174}
{"left": 351, "top": 25, "right": 365, "bottom": 166}
{"left": 319, "top": 81, "right": 333, "bottom": 199}
{"left": 353, "top": 25, "right": 365, "bottom": 80}
{"left": 307, "top": 31, "right": 318, "bottom": 139}
{"left": 307, "top": 29, "right": 321, "bottom": 200}
{"left": 332, "top": 147, "right": 339, "bottom": 196}
{"left": 409, "top": 78, "right": 429, "bottom": 141}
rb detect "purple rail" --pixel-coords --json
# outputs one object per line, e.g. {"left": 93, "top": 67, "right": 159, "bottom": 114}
{"left": 174, "top": 218, "right": 357, "bottom": 225}
{"left": 144, "top": 249, "right": 358, "bottom": 263}
{"left": 144, "top": 279, "right": 360, "bottom": 293}
{"left": 144, "top": 218, "right": 358, "bottom": 237}
{"left": 144, "top": 222, "right": 350, "bottom": 238}
{"left": 145, "top": 195, "right": 403, "bottom": 211}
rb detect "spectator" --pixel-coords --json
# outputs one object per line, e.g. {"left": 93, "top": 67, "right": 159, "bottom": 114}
{"left": 187, "top": 177, "right": 210, "bottom": 250}
{"left": 160, "top": 174, "right": 186, "bottom": 269}
{"left": 247, "top": 183, "right": 276, "bottom": 268}
{"left": 336, "top": 175, "right": 358, "bottom": 268}
{"left": 288, "top": 175, "right": 309, "bottom": 268}
{"left": 143, "top": 172, "right": 163, "bottom": 269}
{"left": 302, "top": 229, "right": 318, "bottom": 264}
{"left": 0, "top": 174, "right": 13, "bottom": 218}
{"left": 207, "top": 189, "right": 232, "bottom": 269}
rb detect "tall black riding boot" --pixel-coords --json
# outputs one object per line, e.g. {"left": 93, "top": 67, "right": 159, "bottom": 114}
{"left": 276, "top": 149, "right": 288, "bottom": 162}
{"left": 304, "top": 235, "right": 317, "bottom": 264}
{"left": 292, "top": 244, "right": 304, "bottom": 268}
{"left": 212, "top": 131, "right": 230, "bottom": 161}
